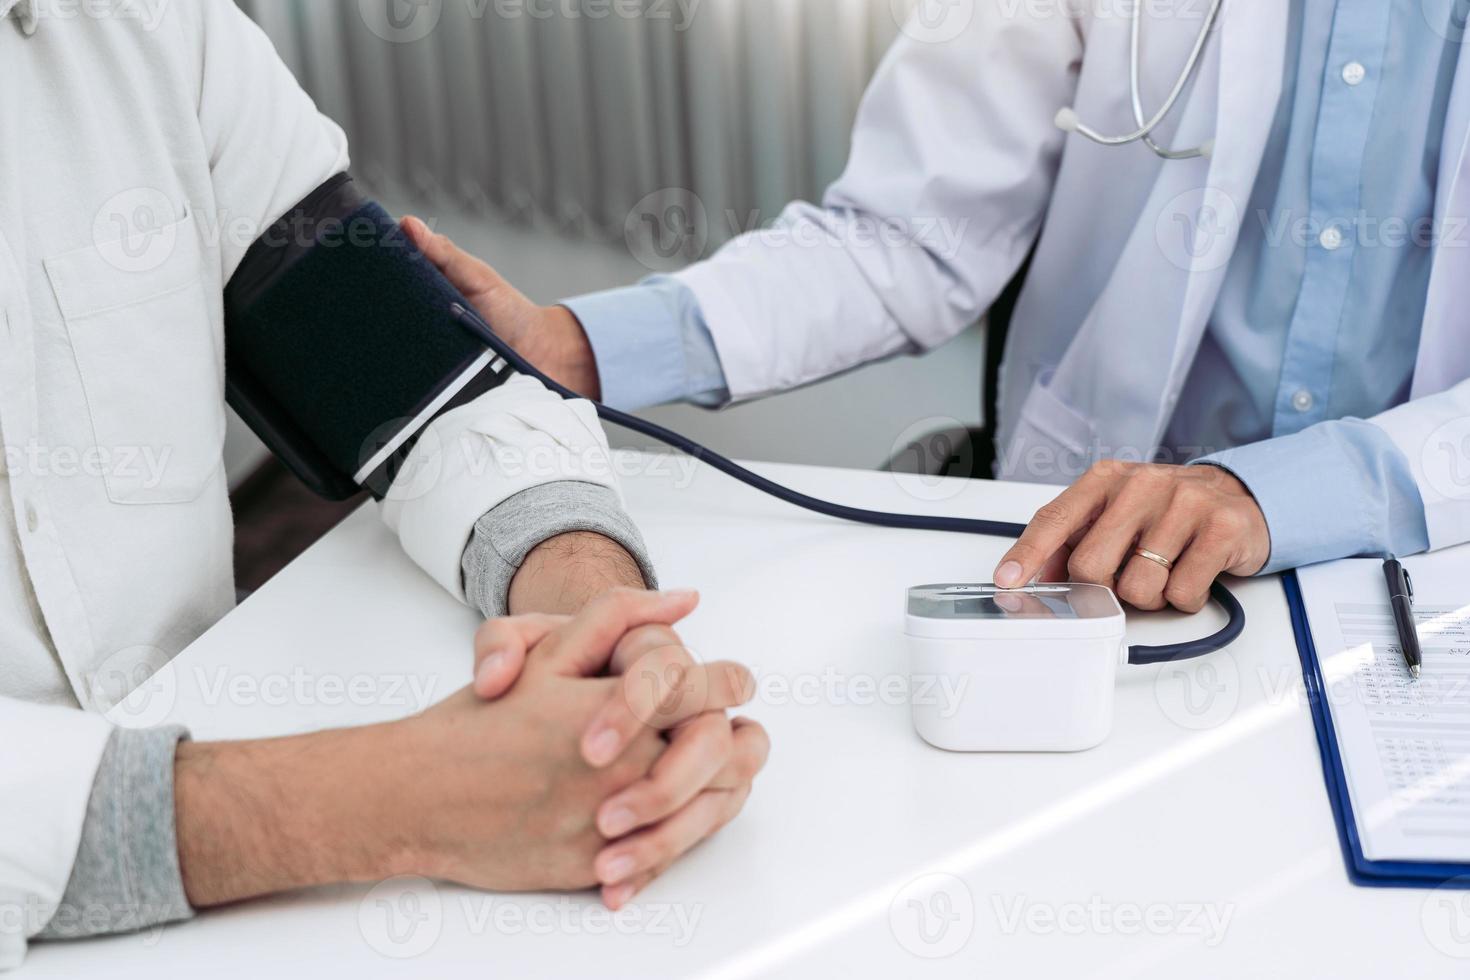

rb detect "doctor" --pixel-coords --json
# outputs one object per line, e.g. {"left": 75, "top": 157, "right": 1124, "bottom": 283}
{"left": 411, "top": 0, "right": 1470, "bottom": 612}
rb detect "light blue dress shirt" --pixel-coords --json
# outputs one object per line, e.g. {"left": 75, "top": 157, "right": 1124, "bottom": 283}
{"left": 1175, "top": 0, "right": 1453, "bottom": 571}
{"left": 565, "top": 0, "right": 1455, "bottom": 573}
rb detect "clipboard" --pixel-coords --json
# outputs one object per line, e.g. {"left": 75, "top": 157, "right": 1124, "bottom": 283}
{"left": 1283, "top": 571, "right": 1470, "bottom": 888}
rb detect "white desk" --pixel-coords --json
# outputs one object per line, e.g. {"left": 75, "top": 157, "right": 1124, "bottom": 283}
{"left": 22, "top": 455, "right": 1465, "bottom": 977}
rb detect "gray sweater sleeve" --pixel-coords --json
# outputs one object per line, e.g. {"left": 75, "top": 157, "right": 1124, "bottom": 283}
{"left": 36, "top": 726, "right": 193, "bottom": 942}
{"left": 463, "top": 481, "right": 658, "bottom": 618}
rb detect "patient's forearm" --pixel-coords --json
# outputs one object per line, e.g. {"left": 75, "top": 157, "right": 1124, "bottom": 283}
{"left": 509, "top": 531, "right": 647, "bottom": 615}
{"left": 464, "top": 482, "right": 658, "bottom": 619}
{"left": 174, "top": 725, "right": 407, "bottom": 907}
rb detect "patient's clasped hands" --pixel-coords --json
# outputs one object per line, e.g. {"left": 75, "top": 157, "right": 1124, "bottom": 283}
{"left": 446, "top": 588, "right": 768, "bottom": 908}
{"left": 174, "top": 590, "right": 767, "bottom": 913}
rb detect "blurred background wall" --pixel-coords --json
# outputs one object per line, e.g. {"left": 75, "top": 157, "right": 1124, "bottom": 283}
{"left": 225, "top": 0, "right": 986, "bottom": 487}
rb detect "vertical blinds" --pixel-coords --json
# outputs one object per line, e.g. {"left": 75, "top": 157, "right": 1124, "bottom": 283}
{"left": 238, "top": 0, "right": 902, "bottom": 256}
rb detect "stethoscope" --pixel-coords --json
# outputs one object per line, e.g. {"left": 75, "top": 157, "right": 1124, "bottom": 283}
{"left": 1054, "top": 0, "right": 1225, "bottom": 160}
{"left": 451, "top": 304, "right": 1246, "bottom": 666}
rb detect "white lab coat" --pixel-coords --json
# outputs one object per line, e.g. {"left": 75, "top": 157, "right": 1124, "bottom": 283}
{"left": 0, "top": 0, "right": 621, "bottom": 963}
{"left": 677, "top": 0, "right": 1470, "bottom": 550}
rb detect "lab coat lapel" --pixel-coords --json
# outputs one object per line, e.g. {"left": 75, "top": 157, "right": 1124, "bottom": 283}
{"left": 1038, "top": 0, "right": 1287, "bottom": 461}
{"left": 1163, "top": 0, "right": 1288, "bottom": 389}
{"left": 1413, "top": 36, "right": 1470, "bottom": 398}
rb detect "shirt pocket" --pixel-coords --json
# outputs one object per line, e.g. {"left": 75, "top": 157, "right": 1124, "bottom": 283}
{"left": 44, "top": 207, "right": 226, "bottom": 504}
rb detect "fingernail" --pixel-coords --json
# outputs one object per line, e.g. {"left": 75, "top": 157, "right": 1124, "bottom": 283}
{"left": 661, "top": 588, "right": 698, "bottom": 600}
{"left": 600, "top": 806, "right": 637, "bottom": 838}
{"left": 585, "top": 727, "right": 622, "bottom": 766}
{"left": 604, "top": 882, "right": 636, "bottom": 909}
{"left": 475, "top": 652, "right": 504, "bottom": 687}
{"left": 996, "top": 561, "right": 1024, "bottom": 589}
{"left": 601, "top": 853, "right": 636, "bottom": 881}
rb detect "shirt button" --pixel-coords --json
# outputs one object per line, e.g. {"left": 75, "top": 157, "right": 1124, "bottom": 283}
{"left": 1320, "top": 226, "right": 1345, "bottom": 250}
{"left": 24, "top": 503, "right": 38, "bottom": 533}
{"left": 1292, "top": 390, "right": 1315, "bottom": 413}
{"left": 1342, "top": 62, "right": 1366, "bottom": 86}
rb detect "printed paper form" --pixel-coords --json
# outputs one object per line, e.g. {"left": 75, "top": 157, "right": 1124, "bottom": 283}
{"left": 1298, "top": 551, "right": 1470, "bottom": 862}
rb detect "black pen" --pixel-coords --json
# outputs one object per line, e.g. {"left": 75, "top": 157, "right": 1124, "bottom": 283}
{"left": 1382, "top": 558, "right": 1423, "bottom": 681}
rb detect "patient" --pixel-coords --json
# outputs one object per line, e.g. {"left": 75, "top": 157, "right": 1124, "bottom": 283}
{"left": 0, "top": 0, "right": 765, "bottom": 966}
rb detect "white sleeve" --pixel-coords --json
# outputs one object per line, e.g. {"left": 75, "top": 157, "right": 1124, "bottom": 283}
{"left": 180, "top": 0, "right": 352, "bottom": 279}
{"left": 674, "top": 5, "right": 1082, "bottom": 401}
{"left": 1372, "top": 377, "right": 1470, "bottom": 551}
{"left": 0, "top": 699, "right": 112, "bottom": 968}
{"left": 377, "top": 376, "right": 630, "bottom": 602}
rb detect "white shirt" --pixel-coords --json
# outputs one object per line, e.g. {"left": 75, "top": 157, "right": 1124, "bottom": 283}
{"left": 0, "top": 0, "right": 623, "bottom": 963}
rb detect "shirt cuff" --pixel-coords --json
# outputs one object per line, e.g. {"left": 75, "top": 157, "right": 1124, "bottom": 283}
{"left": 563, "top": 277, "right": 730, "bottom": 411}
{"left": 1197, "top": 419, "right": 1431, "bottom": 574}
{"left": 462, "top": 481, "right": 659, "bottom": 619}
{"left": 36, "top": 726, "right": 194, "bottom": 942}
{"left": 378, "top": 374, "right": 626, "bottom": 603}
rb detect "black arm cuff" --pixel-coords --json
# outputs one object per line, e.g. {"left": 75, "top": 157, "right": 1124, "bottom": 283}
{"left": 224, "top": 174, "right": 513, "bottom": 499}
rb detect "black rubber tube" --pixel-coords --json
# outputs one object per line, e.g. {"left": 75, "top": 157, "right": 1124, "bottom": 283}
{"left": 452, "top": 304, "right": 1246, "bottom": 665}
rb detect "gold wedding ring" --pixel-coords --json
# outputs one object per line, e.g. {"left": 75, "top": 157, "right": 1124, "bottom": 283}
{"left": 1133, "top": 548, "right": 1175, "bottom": 571}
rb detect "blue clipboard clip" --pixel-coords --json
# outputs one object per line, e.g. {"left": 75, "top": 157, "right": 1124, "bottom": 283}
{"left": 1284, "top": 571, "right": 1470, "bottom": 888}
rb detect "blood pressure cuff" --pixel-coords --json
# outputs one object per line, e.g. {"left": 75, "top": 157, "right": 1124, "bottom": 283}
{"left": 224, "top": 174, "right": 514, "bottom": 500}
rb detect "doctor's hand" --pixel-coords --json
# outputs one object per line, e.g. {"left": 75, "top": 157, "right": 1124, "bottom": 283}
{"left": 401, "top": 216, "right": 602, "bottom": 399}
{"left": 471, "top": 589, "right": 769, "bottom": 909}
{"left": 994, "top": 462, "right": 1271, "bottom": 613}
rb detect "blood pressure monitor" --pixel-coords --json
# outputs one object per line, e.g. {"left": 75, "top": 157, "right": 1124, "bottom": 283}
{"left": 905, "top": 583, "right": 1128, "bottom": 752}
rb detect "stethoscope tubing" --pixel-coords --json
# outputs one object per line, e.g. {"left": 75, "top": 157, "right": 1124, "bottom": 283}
{"left": 1064, "top": 0, "right": 1225, "bottom": 160}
